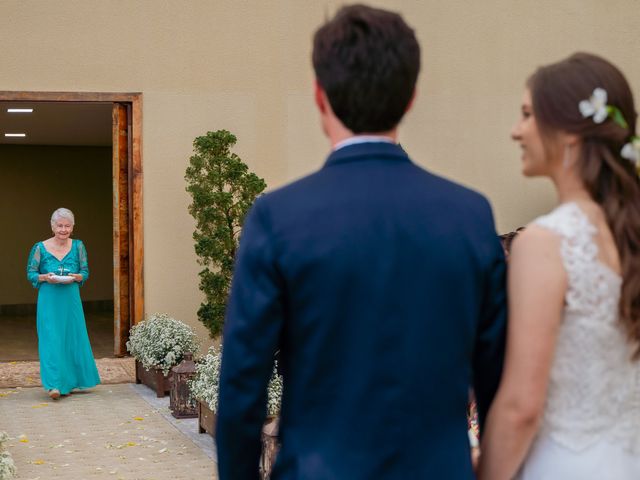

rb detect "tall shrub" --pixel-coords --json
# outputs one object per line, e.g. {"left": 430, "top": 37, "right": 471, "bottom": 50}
{"left": 185, "top": 130, "right": 266, "bottom": 337}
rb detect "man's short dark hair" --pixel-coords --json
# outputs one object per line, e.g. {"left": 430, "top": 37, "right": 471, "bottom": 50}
{"left": 312, "top": 4, "right": 420, "bottom": 133}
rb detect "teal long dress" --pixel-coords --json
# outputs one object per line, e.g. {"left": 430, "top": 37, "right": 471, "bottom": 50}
{"left": 26, "top": 239, "right": 101, "bottom": 394}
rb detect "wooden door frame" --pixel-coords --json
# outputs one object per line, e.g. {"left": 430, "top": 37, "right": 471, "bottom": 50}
{"left": 0, "top": 91, "right": 144, "bottom": 355}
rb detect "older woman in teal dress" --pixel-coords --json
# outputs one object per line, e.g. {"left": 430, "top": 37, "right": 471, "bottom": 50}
{"left": 26, "top": 208, "right": 100, "bottom": 399}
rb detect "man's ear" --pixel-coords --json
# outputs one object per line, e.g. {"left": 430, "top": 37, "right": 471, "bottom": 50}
{"left": 315, "top": 80, "right": 327, "bottom": 114}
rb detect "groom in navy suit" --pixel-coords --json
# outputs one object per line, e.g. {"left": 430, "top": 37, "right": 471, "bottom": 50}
{"left": 216, "top": 4, "right": 507, "bottom": 479}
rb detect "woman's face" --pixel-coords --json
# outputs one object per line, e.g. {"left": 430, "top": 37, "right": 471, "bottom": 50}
{"left": 52, "top": 218, "right": 73, "bottom": 240}
{"left": 511, "top": 89, "right": 554, "bottom": 177}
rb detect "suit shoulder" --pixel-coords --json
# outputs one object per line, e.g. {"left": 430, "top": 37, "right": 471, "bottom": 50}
{"left": 252, "top": 169, "right": 325, "bottom": 206}
{"left": 415, "top": 167, "right": 494, "bottom": 217}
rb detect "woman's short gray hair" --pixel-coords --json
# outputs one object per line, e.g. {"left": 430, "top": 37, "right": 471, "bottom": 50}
{"left": 51, "top": 207, "right": 75, "bottom": 226}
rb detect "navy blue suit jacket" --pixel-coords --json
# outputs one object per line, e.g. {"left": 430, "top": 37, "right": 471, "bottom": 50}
{"left": 217, "top": 142, "right": 506, "bottom": 479}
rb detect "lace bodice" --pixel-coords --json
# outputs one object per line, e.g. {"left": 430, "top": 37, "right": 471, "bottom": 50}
{"left": 533, "top": 203, "right": 640, "bottom": 453}
{"left": 26, "top": 239, "right": 89, "bottom": 288}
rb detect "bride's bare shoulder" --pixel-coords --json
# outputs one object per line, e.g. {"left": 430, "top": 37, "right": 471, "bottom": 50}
{"left": 512, "top": 223, "right": 562, "bottom": 248}
{"left": 510, "top": 224, "right": 564, "bottom": 270}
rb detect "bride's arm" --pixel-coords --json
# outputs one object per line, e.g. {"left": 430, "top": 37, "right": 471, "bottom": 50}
{"left": 478, "top": 226, "right": 566, "bottom": 480}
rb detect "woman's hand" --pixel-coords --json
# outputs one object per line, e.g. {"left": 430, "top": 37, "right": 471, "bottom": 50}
{"left": 39, "top": 273, "right": 55, "bottom": 283}
{"left": 69, "top": 273, "right": 83, "bottom": 283}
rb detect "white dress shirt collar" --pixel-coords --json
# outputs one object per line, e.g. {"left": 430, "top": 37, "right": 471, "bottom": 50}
{"left": 333, "top": 135, "right": 396, "bottom": 152}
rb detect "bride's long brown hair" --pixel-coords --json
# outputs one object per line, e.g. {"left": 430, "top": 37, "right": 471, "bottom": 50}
{"left": 528, "top": 52, "right": 640, "bottom": 358}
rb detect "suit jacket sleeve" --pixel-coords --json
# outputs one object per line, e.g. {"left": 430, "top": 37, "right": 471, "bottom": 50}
{"left": 473, "top": 206, "right": 508, "bottom": 433}
{"left": 216, "top": 197, "right": 284, "bottom": 480}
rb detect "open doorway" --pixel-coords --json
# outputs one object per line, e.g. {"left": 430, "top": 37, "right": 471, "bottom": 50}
{"left": 0, "top": 92, "right": 143, "bottom": 359}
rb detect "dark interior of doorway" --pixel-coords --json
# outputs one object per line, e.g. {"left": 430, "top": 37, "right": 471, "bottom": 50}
{"left": 0, "top": 101, "right": 114, "bottom": 360}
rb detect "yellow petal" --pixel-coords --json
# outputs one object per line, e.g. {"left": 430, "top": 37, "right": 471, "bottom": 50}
{"left": 33, "top": 459, "right": 45, "bottom": 464}
{"left": 133, "top": 417, "right": 144, "bottom": 421}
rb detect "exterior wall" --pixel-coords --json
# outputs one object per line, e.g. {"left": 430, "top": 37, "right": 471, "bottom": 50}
{"left": 0, "top": 145, "right": 113, "bottom": 305}
{"left": 2, "top": 0, "right": 639, "bottom": 342}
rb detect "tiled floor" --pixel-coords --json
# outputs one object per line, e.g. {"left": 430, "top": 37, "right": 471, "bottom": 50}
{"left": 0, "top": 311, "right": 114, "bottom": 361}
{"left": 0, "top": 383, "right": 216, "bottom": 479}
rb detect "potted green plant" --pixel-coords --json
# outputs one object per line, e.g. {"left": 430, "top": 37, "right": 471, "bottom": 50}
{"left": 126, "top": 313, "right": 200, "bottom": 397}
{"left": 189, "top": 346, "right": 283, "bottom": 437}
{"left": 185, "top": 130, "right": 267, "bottom": 338}
{"left": 0, "top": 431, "right": 16, "bottom": 480}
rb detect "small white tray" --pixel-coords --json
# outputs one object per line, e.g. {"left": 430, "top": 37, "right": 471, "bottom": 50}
{"left": 51, "top": 275, "right": 74, "bottom": 283}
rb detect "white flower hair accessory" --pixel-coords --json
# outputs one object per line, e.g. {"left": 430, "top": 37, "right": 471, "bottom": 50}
{"left": 579, "top": 87, "right": 609, "bottom": 123}
{"left": 621, "top": 136, "right": 640, "bottom": 165}
{"left": 579, "top": 87, "right": 630, "bottom": 129}
{"left": 579, "top": 87, "right": 639, "bottom": 174}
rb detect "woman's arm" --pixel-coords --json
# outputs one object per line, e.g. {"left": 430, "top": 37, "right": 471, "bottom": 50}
{"left": 72, "top": 240, "right": 89, "bottom": 285}
{"left": 27, "top": 244, "right": 44, "bottom": 287}
{"left": 478, "top": 226, "right": 566, "bottom": 480}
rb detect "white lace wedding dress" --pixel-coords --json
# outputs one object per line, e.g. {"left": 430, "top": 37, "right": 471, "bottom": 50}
{"left": 517, "top": 203, "right": 640, "bottom": 480}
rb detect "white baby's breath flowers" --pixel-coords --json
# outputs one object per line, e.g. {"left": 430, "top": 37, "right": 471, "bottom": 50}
{"left": 188, "top": 346, "right": 222, "bottom": 412}
{"left": 579, "top": 87, "right": 609, "bottom": 123}
{"left": 0, "top": 431, "right": 16, "bottom": 480}
{"left": 188, "top": 347, "right": 283, "bottom": 416}
{"left": 266, "top": 364, "right": 284, "bottom": 417}
{"left": 126, "top": 313, "right": 200, "bottom": 376}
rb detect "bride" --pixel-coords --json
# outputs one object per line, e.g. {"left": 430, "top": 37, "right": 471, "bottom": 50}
{"left": 479, "top": 53, "right": 640, "bottom": 479}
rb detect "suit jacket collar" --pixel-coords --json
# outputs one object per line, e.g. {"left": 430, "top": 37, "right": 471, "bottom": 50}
{"left": 324, "top": 141, "right": 410, "bottom": 167}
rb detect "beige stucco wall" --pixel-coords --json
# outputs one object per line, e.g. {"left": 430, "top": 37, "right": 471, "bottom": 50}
{"left": 0, "top": 145, "right": 113, "bottom": 305}
{"left": 2, "top": 1, "right": 639, "bottom": 344}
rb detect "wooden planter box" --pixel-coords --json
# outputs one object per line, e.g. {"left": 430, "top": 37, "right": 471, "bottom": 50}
{"left": 197, "top": 401, "right": 278, "bottom": 479}
{"left": 260, "top": 416, "right": 279, "bottom": 480}
{"left": 198, "top": 401, "right": 217, "bottom": 436}
{"left": 135, "top": 360, "right": 171, "bottom": 398}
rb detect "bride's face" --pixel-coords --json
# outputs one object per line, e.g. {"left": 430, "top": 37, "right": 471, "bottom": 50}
{"left": 52, "top": 218, "right": 73, "bottom": 240}
{"left": 511, "top": 89, "right": 553, "bottom": 177}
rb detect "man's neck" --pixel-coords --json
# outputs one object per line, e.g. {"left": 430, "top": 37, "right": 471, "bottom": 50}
{"left": 330, "top": 130, "right": 398, "bottom": 150}
{"left": 316, "top": 87, "right": 399, "bottom": 148}
{"left": 333, "top": 135, "right": 397, "bottom": 151}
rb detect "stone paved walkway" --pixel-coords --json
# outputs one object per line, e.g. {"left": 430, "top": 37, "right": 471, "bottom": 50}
{"left": 0, "top": 384, "right": 217, "bottom": 479}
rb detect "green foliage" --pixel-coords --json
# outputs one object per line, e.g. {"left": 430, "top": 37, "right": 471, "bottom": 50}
{"left": 185, "top": 130, "right": 267, "bottom": 337}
